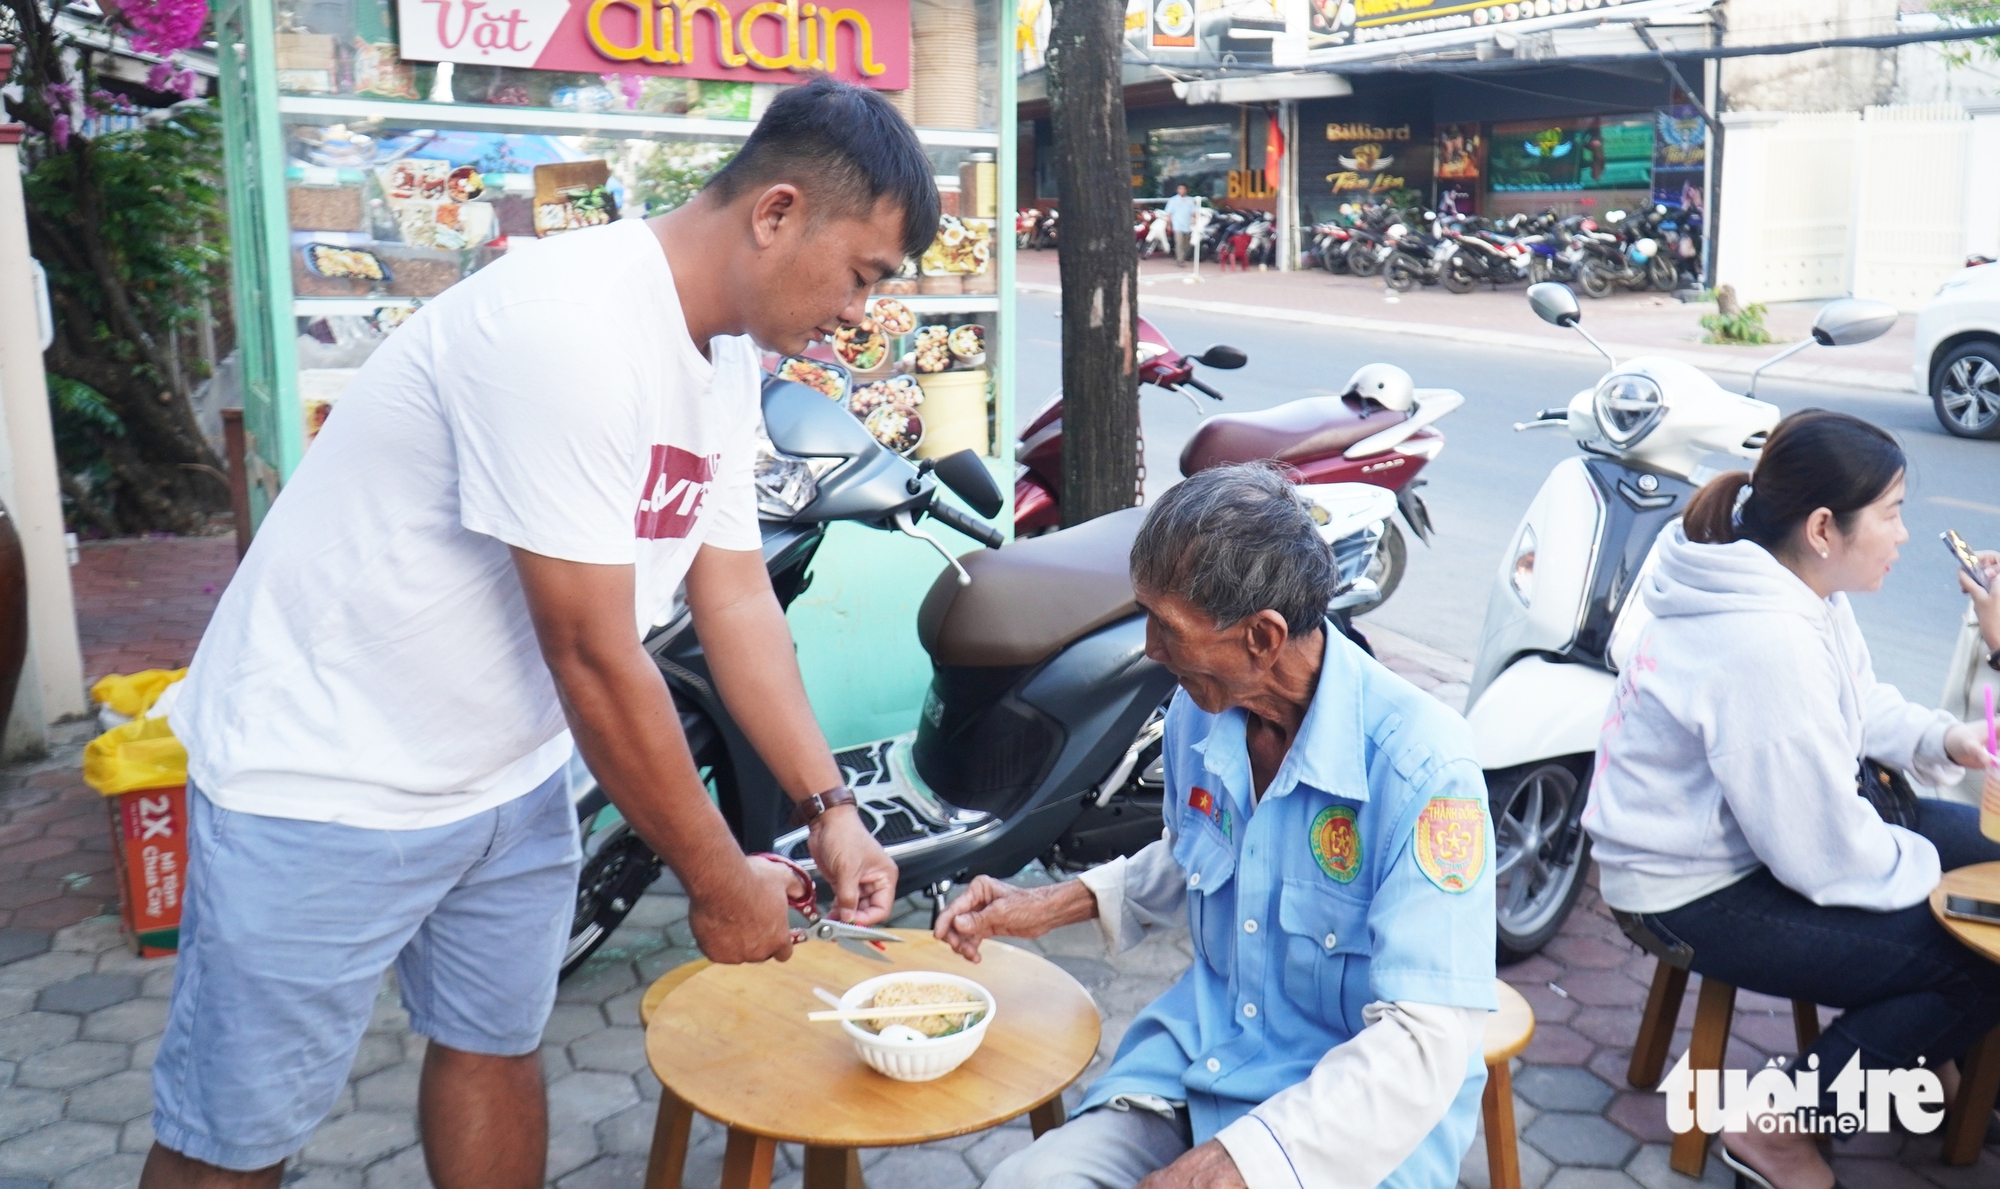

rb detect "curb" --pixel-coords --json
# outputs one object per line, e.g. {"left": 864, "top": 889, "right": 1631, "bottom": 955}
{"left": 1016, "top": 282, "right": 1918, "bottom": 397}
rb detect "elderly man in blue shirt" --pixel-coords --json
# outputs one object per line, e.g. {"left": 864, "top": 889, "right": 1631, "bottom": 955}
{"left": 934, "top": 462, "right": 1497, "bottom": 1189}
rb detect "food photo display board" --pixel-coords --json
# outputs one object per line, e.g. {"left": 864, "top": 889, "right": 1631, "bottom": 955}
{"left": 215, "top": 0, "right": 1018, "bottom": 747}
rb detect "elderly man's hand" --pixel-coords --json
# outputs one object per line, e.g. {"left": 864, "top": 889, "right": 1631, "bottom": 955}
{"left": 931, "top": 875, "right": 1097, "bottom": 962}
{"left": 1136, "top": 1140, "right": 1247, "bottom": 1189}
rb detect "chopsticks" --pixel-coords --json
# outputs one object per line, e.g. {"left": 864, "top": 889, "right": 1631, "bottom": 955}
{"left": 807, "top": 1002, "right": 987, "bottom": 1023}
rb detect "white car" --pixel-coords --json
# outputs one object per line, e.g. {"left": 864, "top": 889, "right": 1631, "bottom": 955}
{"left": 1914, "top": 262, "right": 2000, "bottom": 439}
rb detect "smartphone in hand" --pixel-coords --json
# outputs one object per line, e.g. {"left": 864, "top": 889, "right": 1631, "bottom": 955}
{"left": 1945, "top": 529, "right": 1990, "bottom": 592}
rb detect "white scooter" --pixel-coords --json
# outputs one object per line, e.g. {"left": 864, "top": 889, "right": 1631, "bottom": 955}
{"left": 1463, "top": 282, "right": 1898, "bottom": 961}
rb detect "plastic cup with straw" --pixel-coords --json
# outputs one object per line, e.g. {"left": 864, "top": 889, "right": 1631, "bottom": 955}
{"left": 1982, "top": 686, "right": 2000, "bottom": 843}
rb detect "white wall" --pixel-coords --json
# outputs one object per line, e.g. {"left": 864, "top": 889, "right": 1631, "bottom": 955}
{"left": 1715, "top": 102, "right": 2000, "bottom": 311}
{"left": 1719, "top": 0, "right": 1900, "bottom": 113}
{"left": 0, "top": 137, "right": 88, "bottom": 756}
{"left": 1714, "top": 110, "right": 1860, "bottom": 304}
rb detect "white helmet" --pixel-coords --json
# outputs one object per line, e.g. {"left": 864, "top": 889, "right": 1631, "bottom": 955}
{"left": 1342, "top": 362, "right": 1415, "bottom": 412}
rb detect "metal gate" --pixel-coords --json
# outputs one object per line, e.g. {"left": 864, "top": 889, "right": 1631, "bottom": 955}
{"left": 1748, "top": 112, "right": 1859, "bottom": 304}
{"left": 1852, "top": 105, "right": 1969, "bottom": 311}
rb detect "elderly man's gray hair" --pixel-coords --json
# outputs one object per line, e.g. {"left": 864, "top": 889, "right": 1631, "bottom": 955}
{"left": 1129, "top": 462, "right": 1337, "bottom": 637}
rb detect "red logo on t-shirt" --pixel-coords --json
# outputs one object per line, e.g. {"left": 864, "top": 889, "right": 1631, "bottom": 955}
{"left": 635, "top": 445, "right": 720, "bottom": 540}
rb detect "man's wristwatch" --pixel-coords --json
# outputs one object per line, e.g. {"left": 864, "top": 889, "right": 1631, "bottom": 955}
{"left": 790, "top": 785, "right": 858, "bottom": 828}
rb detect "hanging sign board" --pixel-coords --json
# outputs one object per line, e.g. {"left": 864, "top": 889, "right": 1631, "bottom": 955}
{"left": 1150, "top": 0, "right": 1195, "bottom": 48}
{"left": 396, "top": 0, "right": 911, "bottom": 90}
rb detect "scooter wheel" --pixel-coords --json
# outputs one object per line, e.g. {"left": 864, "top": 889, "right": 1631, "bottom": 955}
{"left": 1349, "top": 250, "right": 1381, "bottom": 278}
{"left": 564, "top": 818, "right": 662, "bottom": 977}
{"left": 1383, "top": 261, "right": 1419, "bottom": 292}
{"left": 1487, "top": 755, "right": 1593, "bottom": 964}
{"left": 1441, "top": 261, "right": 1478, "bottom": 294}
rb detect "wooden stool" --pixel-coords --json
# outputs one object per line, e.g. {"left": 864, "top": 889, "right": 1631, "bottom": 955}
{"left": 1483, "top": 981, "right": 1535, "bottom": 1189}
{"left": 637, "top": 932, "right": 1098, "bottom": 1189}
{"left": 1631, "top": 962, "right": 1821, "bottom": 1176}
{"left": 1616, "top": 913, "right": 1820, "bottom": 1176}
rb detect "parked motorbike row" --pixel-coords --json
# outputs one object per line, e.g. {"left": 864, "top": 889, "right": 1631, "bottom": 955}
{"left": 1016, "top": 204, "right": 1283, "bottom": 267}
{"left": 1312, "top": 201, "right": 1704, "bottom": 299}
{"left": 1131, "top": 205, "right": 1277, "bottom": 267}
{"left": 559, "top": 279, "right": 1899, "bottom": 979}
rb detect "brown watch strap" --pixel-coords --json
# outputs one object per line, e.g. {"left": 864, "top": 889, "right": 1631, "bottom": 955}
{"left": 790, "top": 785, "right": 857, "bottom": 828}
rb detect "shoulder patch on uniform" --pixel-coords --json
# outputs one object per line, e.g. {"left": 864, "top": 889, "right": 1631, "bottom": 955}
{"left": 1413, "top": 796, "right": 1487, "bottom": 893}
{"left": 1309, "top": 805, "right": 1362, "bottom": 883}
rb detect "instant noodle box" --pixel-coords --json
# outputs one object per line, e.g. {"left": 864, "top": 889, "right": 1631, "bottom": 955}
{"left": 83, "top": 710, "right": 191, "bottom": 957}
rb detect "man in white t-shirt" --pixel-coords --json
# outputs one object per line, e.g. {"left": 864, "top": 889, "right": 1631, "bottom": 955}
{"left": 143, "top": 78, "right": 938, "bottom": 1189}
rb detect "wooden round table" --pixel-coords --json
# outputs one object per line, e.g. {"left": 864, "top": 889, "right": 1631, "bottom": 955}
{"left": 1928, "top": 861, "right": 2000, "bottom": 1167}
{"left": 641, "top": 929, "right": 1101, "bottom": 1189}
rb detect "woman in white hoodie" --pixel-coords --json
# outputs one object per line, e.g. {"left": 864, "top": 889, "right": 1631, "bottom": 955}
{"left": 1587, "top": 410, "right": 2000, "bottom": 1189}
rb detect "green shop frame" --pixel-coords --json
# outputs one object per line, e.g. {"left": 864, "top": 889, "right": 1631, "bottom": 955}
{"left": 216, "top": 0, "right": 1017, "bottom": 749}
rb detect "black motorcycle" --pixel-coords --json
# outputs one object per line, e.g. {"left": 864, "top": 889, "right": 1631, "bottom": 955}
{"left": 1383, "top": 211, "right": 1450, "bottom": 292}
{"left": 1575, "top": 208, "right": 1663, "bottom": 298}
{"left": 1440, "top": 216, "right": 1529, "bottom": 293}
{"left": 562, "top": 376, "right": 1395, "bottom": 974}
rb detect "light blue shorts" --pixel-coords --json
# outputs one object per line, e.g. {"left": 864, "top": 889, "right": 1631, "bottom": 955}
{"left": 151, "top": 771, "right": 581, "bottom": 1171}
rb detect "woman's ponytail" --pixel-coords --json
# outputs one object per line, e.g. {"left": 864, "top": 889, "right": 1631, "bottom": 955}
{"left": 1683, "top": 472, "right": 1751, "bottom": 544}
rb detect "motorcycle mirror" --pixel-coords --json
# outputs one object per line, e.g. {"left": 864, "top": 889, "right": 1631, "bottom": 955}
{"left": 761, "top": 378, "right": 878, "bottom": 458}
{"left": 1809, "top": 298, "right": 1898, "bottom": 347}
{"left": 930, "top": 449, "right": 1004, "bottom": 519}
{"left": 1197, "top": 344, "right": 1248, "bottom": 369}
{"left": 1527, "top": 282, "right": 1582, "bottom": 328}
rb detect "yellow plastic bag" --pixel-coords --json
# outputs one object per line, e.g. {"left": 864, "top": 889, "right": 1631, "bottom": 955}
{"left": 89, "top": 669, "right": 187, "bottom": 719}
{"left": 83, "top": 715, "right": 188, "bottom": 797}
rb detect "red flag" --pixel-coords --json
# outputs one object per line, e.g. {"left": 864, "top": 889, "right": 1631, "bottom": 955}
{"left": 1266, "top": 111, "right": 1286, "bottom": 178}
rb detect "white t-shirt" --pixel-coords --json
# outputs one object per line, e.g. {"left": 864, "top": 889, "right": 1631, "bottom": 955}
{"left": 174, "top": 219, "right": 763, "bottom": 829}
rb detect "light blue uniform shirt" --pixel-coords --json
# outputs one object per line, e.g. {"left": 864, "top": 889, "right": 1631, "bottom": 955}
{"left": 1164, "top": 193, "right": 1199, "bottom": 232}
{"left": 1078, "top": 628, "right": 1497, "bottom": 1188}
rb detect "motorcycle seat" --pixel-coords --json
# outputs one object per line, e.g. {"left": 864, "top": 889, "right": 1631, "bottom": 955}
{"left": 1178, "top": 397, "right": 1408, "bottom": 476}
{"left": 917, "top": 506, "right": 1146, "bottom": 668}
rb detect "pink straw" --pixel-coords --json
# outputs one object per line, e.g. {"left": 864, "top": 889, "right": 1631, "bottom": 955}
{"left": 1987, "top": 685, "right": 1997, "bottom": 760}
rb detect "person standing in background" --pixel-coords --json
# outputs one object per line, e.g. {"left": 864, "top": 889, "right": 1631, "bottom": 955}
{"left": 1165, "top": 184, "right": 1199, "bottom": 266}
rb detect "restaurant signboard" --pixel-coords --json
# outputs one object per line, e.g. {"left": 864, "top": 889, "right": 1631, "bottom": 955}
{"left": 396, "top": 0, "right": 912, "bottom": 89}
{"left": 1312, "top": 0, "right": 1627, "bottom": 48}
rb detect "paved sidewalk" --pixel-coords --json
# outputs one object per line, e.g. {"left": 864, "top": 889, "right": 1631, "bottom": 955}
{"left": 71, "top": 537, "right": 236, "bottom": 687}
{"left": 1017, "top": 252, "right": 1923, "bottom": 395}
{"left": 0, "top": 537, "right": 1986, "bottom": 1189}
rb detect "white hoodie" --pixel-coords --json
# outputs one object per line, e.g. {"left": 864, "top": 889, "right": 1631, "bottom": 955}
{"left": 1585, "top": 527, "right": 1958, "bottom": 915}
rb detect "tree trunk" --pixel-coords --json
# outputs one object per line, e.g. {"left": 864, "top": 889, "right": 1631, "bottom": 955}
{"left": 1047, "top": 0, "right": 1139, "bottom": 529}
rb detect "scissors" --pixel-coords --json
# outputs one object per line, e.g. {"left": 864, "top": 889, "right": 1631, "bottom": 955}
{"left": 754, "top": 852, "right": 903, "bottom": 953}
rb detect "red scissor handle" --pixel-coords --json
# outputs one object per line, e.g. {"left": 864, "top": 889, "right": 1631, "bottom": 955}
{"left": 750, "top": 852, "right": 817, "bottom": 918}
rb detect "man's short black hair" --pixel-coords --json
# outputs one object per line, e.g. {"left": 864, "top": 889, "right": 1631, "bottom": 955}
{"left": 704, "top": 76, "right": 940, "bottom": 261}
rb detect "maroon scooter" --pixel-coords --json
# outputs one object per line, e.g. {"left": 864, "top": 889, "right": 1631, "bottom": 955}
{"left": 1014, "top": 318, "right": 1454, "bottom": 605}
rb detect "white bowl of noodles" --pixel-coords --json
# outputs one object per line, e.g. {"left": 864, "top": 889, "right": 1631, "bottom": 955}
{"left": 840, "top": 971, "right": 995, "bottom": 1082}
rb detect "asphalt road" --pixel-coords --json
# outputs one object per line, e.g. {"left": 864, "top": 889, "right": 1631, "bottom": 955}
{"left": 1014, "top": 287, "right": 2000, "bottom": 704}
